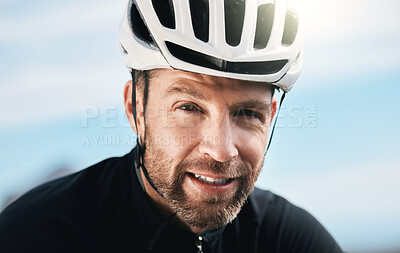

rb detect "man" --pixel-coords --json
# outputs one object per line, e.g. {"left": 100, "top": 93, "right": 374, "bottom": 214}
{"left": 0, "top": 0, "right": 343, "bottom": 252}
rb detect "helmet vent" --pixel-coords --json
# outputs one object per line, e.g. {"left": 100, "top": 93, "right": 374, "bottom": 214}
{"left": 281, "top": 8, "right": 298, "bottom": 46}
{"left": 224, "top": 0, "right": 246, "bottom": 47}
{"left": 254, "top": 4, "right": 274, "bottom": 49}
{"left": 189, "top": 0, "right": 210, "bottom": 42}
{"left": 130, "top": 3, "right": 154, "bottom": 44}
{"left": 166, "top": 41, "right": 288, "bottom": 75}
{"left": 152, "top": 0, "right": 176, "bottom": 29}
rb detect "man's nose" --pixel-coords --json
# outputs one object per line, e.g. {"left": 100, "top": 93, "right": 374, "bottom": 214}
{"left": 198, "top": 114, "right": 238, "bottom": 163}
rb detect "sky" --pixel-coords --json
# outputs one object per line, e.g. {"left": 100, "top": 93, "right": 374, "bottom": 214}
{"left": 1, "top": 0, "right": 400, "bottom": 251}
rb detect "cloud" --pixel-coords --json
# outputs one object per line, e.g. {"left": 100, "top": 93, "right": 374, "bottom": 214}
{"left": 0, "top": 63, "right": 130, "bottom": 128}
{"left": 260, "top": 158, "right": 400, "bottom": 222}
{"left": 0, "top": 0, "right": 130, "bottom": 128}
{"left": 287, "top": 0, "right": 400, "bottom": 84}
{"left": 257, "top": 157, "right": 400, "bottom": 250}
{"left": 289, "top": 0, "right": 400, "bottom": 42}
{"left": 0, "top": 0, "right": 126, "bottom": 43}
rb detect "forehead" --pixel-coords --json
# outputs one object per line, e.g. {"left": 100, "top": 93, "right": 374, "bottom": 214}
{"left": 150, "top": 69, "right": 273, "bottom": 99}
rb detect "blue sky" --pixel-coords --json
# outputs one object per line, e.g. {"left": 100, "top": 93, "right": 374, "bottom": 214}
{"left": 1, "top": 0, "right": 399, "bottom": 251}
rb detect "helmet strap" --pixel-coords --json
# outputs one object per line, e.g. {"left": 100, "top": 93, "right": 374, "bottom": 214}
{"left": 266, "top": 91, "right": 286, "bottom": 153}
{"left": 130, "top": 70, "right": 166, "bottom": 199}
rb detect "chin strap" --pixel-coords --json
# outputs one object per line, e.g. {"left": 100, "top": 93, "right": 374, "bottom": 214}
{"left": 131, "top": 70, "right": 166, "bottom": 198}
{"left": 266, "top": 91, "right": 286, "bottom": 153}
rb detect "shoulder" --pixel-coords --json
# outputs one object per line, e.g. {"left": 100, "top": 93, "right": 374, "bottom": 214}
{"left": 1, "top": 153, "right": 130, "bottom": 215}
{"left": 0, "top": 151, "right": 133, "bottom": 252}
{"left": 247, "top": 187, "right": 343, "bottom": 253}
{"left": 248, "top": 187, "right": 310, "bottom": 223}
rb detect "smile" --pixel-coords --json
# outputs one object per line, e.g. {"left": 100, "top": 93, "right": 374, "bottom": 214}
{"left": 187, "top": 172, "right": 235, "bottom": 190}
{"left": 191, "top": 173, "right": 231, "bottom": 185}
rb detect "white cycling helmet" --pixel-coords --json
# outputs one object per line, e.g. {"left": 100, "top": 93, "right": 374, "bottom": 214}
{"left": 119, "top": 0, "right": 303, "bottom": 92}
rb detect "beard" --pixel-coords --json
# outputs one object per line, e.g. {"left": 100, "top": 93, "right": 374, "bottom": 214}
{"left": 142, "top": 127, "right": 263, "bottom": 231}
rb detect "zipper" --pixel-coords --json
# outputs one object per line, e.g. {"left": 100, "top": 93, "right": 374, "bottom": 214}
{"left": 196, "top": 235, "right": 203, "bottom": 253}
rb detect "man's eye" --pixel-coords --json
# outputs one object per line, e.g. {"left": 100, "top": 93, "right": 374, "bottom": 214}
{"left": 179, "top": 104, "right": 197, "bottom": 111}
{"left": 235, "top": 109, "right": 258, "bottom": 118}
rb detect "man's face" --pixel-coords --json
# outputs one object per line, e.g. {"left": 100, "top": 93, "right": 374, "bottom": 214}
{"left": 138, "top": 69, "right": 276, "bottom": 231}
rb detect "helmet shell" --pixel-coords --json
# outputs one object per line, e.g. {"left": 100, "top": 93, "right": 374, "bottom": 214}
{"left": 119, "top": 0, "right": 303, "bottom": 92}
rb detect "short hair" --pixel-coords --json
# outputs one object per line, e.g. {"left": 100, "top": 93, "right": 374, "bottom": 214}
{"left": 132, "top": 70, "right": 155, "bottom": 117}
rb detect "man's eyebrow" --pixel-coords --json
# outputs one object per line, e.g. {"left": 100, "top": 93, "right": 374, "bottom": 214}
{"left": 233, "top": 100, "right": 272, "bottom": 111}
{"left": 164, "top": 84, "right": 208, "bottom": 101}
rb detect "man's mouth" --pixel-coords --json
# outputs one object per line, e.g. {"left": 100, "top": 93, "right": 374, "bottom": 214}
{"left": 186, "top": 172, "right": 238, "bottom": 196}
{"left": 191, "top": 173, "right": 231, "bottom": 185}
{"left": 188, "top": 172, "right": 233, "bottom": 185}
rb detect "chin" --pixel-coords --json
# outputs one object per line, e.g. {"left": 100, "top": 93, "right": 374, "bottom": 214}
{"left": 172, "top": 194, "right": 246, "bottom": 231}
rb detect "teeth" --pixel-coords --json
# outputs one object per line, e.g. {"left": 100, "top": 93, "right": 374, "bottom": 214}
{"left": 193, "top": 174, "right": 230, "bottom": 185}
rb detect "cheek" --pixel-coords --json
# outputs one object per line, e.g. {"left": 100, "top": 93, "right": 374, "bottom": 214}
{"left": 235, "top": 128, "right": 268, "bottom": 169}
{"left": 169, "top": 127, "right": 201, "bottom": 154}
{"left": 148, "top": 113, "right": 202, "bottom": 162}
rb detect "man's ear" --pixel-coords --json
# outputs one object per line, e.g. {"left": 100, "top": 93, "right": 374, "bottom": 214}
{"left": 270, "top": 95, "right": 278, "bottom": 124}
{"left": 123, "top": 80, "right": 145, "bottom": 137}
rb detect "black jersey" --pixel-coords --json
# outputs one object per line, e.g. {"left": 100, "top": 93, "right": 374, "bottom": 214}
{"left": 0, "top": 147, "right": 342, "bottom": 252}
